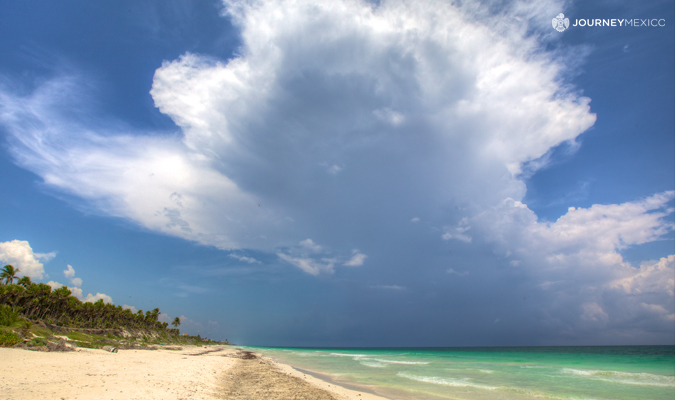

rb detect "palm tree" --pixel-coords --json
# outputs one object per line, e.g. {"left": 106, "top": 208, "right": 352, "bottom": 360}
{"left": 172, "top": 317, "right": 181, "bottom": 328}
{"left": 17, "top": 276, "right": 32, "bottom": 288}
{"left": 1, "top": 265, "right": 20, "bottom": 285}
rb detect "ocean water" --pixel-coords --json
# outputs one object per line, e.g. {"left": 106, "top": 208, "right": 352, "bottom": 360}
{"left": 247, "top": 346, "right": 675, "bottom": 400}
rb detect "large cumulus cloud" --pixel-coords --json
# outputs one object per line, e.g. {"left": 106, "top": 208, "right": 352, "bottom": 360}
{"left": 468, "top": 191, "right": 675, "bottom": 341}
{"left": 0, "top": 240, "right": 55, "bottom": 279}
{"left": 1, "top": 0, "right": 597, "bottom": 254}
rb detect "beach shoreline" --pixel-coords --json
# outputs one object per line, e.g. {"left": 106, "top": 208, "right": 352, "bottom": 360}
{"left": 254, "top": 352, "right": 391, "bottom": 400}
{"left": 0, "top": 346, "right": 391, "bottom": 399}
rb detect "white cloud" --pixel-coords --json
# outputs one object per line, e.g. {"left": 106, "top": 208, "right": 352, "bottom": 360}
{"left": 83, "top": 292, "right": 113, "bottom": 304}
{"left": 299, "top": 239, "right": 322, "bottom": 253}
{"left": 45, "top": 285, "right": 109, "bottom": 306}
{"left": 607, "top": 254, "right": 675, "bottom": 322}
{"left": 442, "top": 218, "right": 472, "bottom": 243}
{"left": 35, "top": 252, "right": 57, "bottom": 262}
{"left": 609, "top": 255, "right": 675, "bottom": 298}
{"left": 442, "top": 231, "right": 472, "bottom": 243}
{"left": 61, "top": 264, "right": 83, "bottom": 287}
{"left": 51, "top": 262, "right": 108, "bottom": 302}
{"left": 122, "top": 304, "right": 138, "bottom": 314}
{"left": 0, "top": 77, "right": 269, "bottom": 251}
{"left": 327, "top": 164, "right": 343, "bottom": 175}
{"left": 410, "top": 217, "right": 420, "bottom": 223}
{"left": 278, "top": 253, "right": 336, "bottom": 276}
{"left": 0, "top": 240, "right": 49, "bottom": 279}
{"left": 158, "top": 313, "right": 171, "bottom": 323}
{"left": 229, "top": 254, "right": 261, "bottom": 264}
{"left": 470, "top": 192, "right": 675, "bottom": 334}
{"left": 46, "top": 281, "right": 64, "bottom": 289}
{"left": 371, "top": 285, "right": 406, "bottom": 290}
{"left": 0, "top": 0, "right": 595, "bottom": 258}
{"left": 70, "top": 277, "right": 83, "bottom": 287}
{"left": 63, "top": 264, "right": 76, "bottom": 278}
{"left": 49, "top": 277, "right": 112, "bottom": 305}
{"left": 69, "top": 286, "right": 83, "bottom": 299}
{"left": 278, "top": 240, "right": 364, "bottom": 274}
{"left": 47, "top": 284, "right": 110, "bottom": 306}
{"left": 477, "top": 192, "right": 675, "bottom": 272}
{"left": 344, "top": 250, "right": 367, "bottom": 267}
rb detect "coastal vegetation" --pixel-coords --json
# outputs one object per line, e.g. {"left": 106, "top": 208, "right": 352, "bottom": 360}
{"left": 0, "top": 264, "right": 227, "bottom": 350}
{"left": 1, "top": 264, "right": 20, "bottom": 285}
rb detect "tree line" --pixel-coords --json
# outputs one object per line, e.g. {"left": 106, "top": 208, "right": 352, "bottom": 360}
{"left": 1, "top": 264, "right": 181, "bottom": 333}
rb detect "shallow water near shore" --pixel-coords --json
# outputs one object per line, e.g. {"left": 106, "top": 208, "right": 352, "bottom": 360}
{"left": 250, "top": 346, "right": 675, "bottom": 400}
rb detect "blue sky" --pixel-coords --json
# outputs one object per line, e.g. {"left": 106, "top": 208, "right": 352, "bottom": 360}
{"left": 0, "top": 0, "right": 673, "bottom": 347}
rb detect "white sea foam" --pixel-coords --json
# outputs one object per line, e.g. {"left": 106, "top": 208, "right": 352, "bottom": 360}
{"left": 290, "top": 352, "right": 316, "bottom": 357}
{"left": 397, "top": 372, "right": 499, "bottom": 390}
{"left": 372, "top": 358, "right": 429, "bottom": 365}
{"left": 506, "top": 388, "right": 599, "bottom": 400}
{"left": 497, "top": 385, "right": 601, "bottom": 400}
{"left": 360, "top": 361, "right": 387, "bottom": 368}
{"left": 401, "top": 372, "right": 597, "bottom": 400}
{"left": 329, "top": 353, "right": 367, "bottom": 358}
{"left": 479, "top": 369, "right": 494, "bottom": 374}
{"left": 561, "top": 368, "right": 675, "bottom": 387}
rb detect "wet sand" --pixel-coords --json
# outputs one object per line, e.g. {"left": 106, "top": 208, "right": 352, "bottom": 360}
{"left": 223, "top": 350, "right": 389, "bottom": 400}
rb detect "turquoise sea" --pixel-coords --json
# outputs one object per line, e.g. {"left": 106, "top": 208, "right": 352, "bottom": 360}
{"left": 248, "top": 346, "right": 675, "bottom": 400}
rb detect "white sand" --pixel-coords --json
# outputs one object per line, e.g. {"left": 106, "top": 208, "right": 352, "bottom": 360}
{"left": 1, "top": 346, "right": 236, "bottom": 400}
{"left": 0, "top": 346, "right": 390, "bottom": 400}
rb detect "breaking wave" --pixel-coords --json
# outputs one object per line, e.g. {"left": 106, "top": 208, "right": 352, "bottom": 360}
{"left": 360, "top": 361, "right": 387, "bottom": 368}
{"left": 372, "top": 358, "right": 429, "bottom": 365}
{"left": 561, "top": 368, "right": 675, "bottom": 387}
{"left": 397, "top": 372, "right": 499, "bottom": 390}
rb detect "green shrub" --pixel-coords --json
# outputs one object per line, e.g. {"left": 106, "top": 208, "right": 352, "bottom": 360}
{"left": 65, "top": 331, "right": 92, "bottom": 341}
{"left": 29, "top": 337, "right": 47, "bottom": 346}
{"left": 21, "top": 321, "right": 32, "bottom": 336}
{"left": 0, "top": 331, "right": 22, "bottom": 347}
{"left": 0, "top": 304, "right": 21, "bottom": 326}
{"left": 30, "top": 326, "right": 53, "bottom": 338}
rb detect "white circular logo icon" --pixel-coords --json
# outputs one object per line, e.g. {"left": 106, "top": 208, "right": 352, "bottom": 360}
{"left": 552, "top": 13, "right": 570, "bottom": 32}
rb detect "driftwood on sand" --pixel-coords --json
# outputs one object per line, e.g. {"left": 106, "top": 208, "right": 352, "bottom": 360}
{"left": 12, "top": 338, "right": 75, "bottom": 352}
{"left": 102, "top": 345, "right": 118, "bottom": 353}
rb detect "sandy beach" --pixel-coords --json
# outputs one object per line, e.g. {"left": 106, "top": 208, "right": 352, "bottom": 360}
{"left": 0, "top": 346, "right": 390, "bottom": 400}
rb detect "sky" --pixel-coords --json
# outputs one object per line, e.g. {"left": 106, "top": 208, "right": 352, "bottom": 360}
{"left": 0, "top": 0, "right": 673, "bottom": 347}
